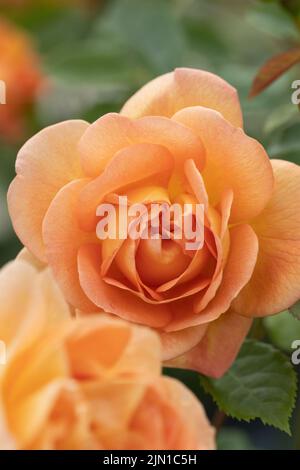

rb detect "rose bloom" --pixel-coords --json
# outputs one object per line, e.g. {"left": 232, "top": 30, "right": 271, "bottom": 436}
{"left": 0, "top": 19, "right": 43, "bottom": 141}
{"left": 8, "top": 68, "right": 300, "bottom": 377}
{"left": 0, "top": 251, "right": 215, "bottom": 450}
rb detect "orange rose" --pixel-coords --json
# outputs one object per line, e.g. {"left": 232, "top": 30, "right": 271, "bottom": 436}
{"left": 8, "top": 68, "right": 300, "bottom": 377}
{"left": 0, "top": 252, "right": 215, "bottom": 450}
{"left": 0, "top": 19, "right": 43, "bottom": 141}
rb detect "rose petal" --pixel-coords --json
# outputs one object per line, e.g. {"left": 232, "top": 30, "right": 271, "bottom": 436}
{"left": 173, "top": 106, "right": 274, "bottom": 223}
{"left": 160, "top": 325, "right": 207, "bottom": 361}
{"left": 78, "top": 244, "right": 172, "bottom": 328}
{"left": 233, "top": 159, "right": 300, "bottom": 316}
{"left": 78, "top": 142, "right": 174, "bottom": 231}
{"left": 167, "top": 224, "right": 258, "bottom": 331}
{"left": 43, "top": 179, "right": 97, "bottom": 312}
{"left": 79, "top": 113, "right": 205, "bottom": 177}
{"left": 167, "top": 310, "right": 252, "bottom": 378}
{"left": 121, "top": 67, "right": 243, "bottom": 128}
{"left": 8, "top": 120, "right": 89, "bottom": 261}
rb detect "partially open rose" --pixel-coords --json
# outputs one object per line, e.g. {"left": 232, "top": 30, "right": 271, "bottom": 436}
{"left": 8, "top": 68, "right": 300, "bottom": 377}
{"left": 0, "top": 254, "right": 215, "bottom": 450}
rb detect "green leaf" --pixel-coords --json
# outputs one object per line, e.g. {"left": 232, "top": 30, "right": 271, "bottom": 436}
{"left": 290, "top": 300, "right": 300, "bottom": 320}
{"left": 200, "top": 339, "right": 297, "bottom": 434}
{"left": 217, "top": 427, "right": 255, "bottom": 450}
{"left": 264, "top": 310, "right": 300, "bottom": 350}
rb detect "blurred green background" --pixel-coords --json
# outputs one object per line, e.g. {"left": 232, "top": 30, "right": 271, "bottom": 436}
{"left": 0, "top": 0, "right": 299, "bottom": 450}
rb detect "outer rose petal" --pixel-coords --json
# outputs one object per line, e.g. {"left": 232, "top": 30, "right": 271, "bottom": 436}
{"left": 233, "top": 159, "right": 300, "bottom": 316}
{"left": 159, "top": 379, "right": 215, "bottom": 450}
{"left": 43, "top": 179, "right": 98, "bottom": 312}
{"left": 173, "top": 106, "right": 274, "bottom": 223}
{"left": 131, "top": 377, "right": 215, "bottom": 450}
{"left": 0, "top": 257, "right": 70, "bottom": 354}
{"left": 121, "top": 67, "right": 243, "bottom": 128}
{"left": 7, "top": 120, "right": 89, "bottom": 261}
{"left": 160, "top": 325, "right": 208, "bottom": 361}
{"left": 167, "top": 310, "right": 252, "bottom": 378}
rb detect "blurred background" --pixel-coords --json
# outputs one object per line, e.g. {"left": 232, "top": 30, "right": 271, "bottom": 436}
{"left": 0, "top": 0, "right": 299, "bottom": 450}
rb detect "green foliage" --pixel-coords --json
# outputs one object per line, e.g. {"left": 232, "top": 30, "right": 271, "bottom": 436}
{"left": 290, "top": 300, "right": 300, "bottom": 320}
{"left": 264, "top": 310, "right": 300, "bottom": 350}
{"left": 93, "top": 0, "right": 187, "bottom": 74}
{"left": 200, "top": 340, "right": 297, "bottom": 434}
{"left": 217, "top": 427, "right": 255, "bottom": 450}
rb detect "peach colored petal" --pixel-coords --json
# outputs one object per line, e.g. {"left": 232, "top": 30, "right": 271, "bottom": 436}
{"left": 167, "top": 224, "right": 258, "bottom": 331}
{"left": 160, "top": 378, "right": 216, "bottom": 450}
{"left": 8, "top": 120, "right": 89, "bottom": 261}
{"left": 66, "top": 315, "right": 162, "bottom": 379}
{"left": 121, "top": 67, "right": 242, "bottom": 128}
{"left": 173, "top": 106, "right": 274, "bottom": 223}
{"left": 135, "top": 116, "right": 205, "bottom": 171}
{"left": 0, "top": 260, "right": 38, "bottom": 348}
{"left": 79, "top": 113, "right": 205, "bottom": 177}
{"left": 66, "top": 321, "right": 131, "bottom": 379}
{"left": 136, "top": 238, "right": 191, "bottom": 287}
{"left": 156, "top": 244, "right": 213, "bottom": 293}
{"left": 194, "top": 224, "right": 259, "bottom": 324}
{"left": 184, "top": 158, "right": 209, "bottom": 209}
{"left": 160, "top": 325, "right": 207, "bottom": 361}
{"left": 42, "top": 179, "right": 98, "bottom": 312}
{"left": 130, "top": 377, "right": 215, "bottom": 450}
{"left": 2, "top": 345, "right": 73, "bottom": 449}
{"left": 115, "top": 238, "right": 143, "bottom": 292}
{"left": 78, "top": 143, "right": 174, "bottom": 231}
{"left": 79, "top": 113, "right": 136, "bottom": 177}
{"left": 78, "top": 244, "right": 172, "bottom": 328}
{"left": 233, "top": 159, "right": 300, "bottom": 316}
{"left": 0, "top": 259, "right": 70, "bottom": 356}
{"left": 167, "top": 310, "right": 252, "bottom": 378}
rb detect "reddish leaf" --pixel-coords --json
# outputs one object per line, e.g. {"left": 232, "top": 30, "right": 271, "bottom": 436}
{"left": 249, "top": 47, "right": 300, "bottom": 98}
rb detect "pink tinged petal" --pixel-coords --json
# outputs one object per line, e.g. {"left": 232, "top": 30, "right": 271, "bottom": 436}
{"left": 7, "top": 120, "right": 89, "bottom": 261}
{"left": 167, "top": 310, "right": 252, "bottom": 378}
{"left": 233, "top": 159, "right": 300, "bottom": 317}
{"left": 121, "top": 67, "right": 243, "bottom": 128}
{"left": 173, "top": 106, "right": 274, "bottom": 223}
